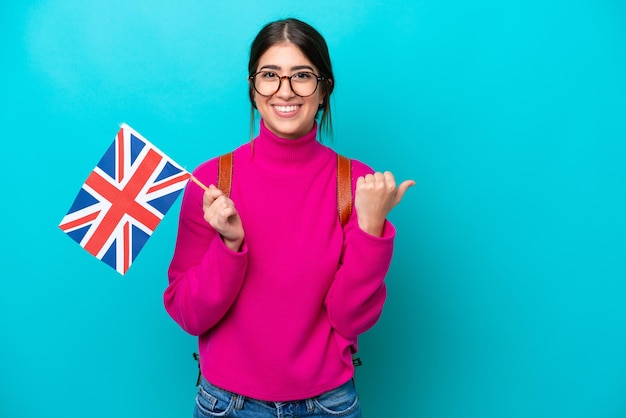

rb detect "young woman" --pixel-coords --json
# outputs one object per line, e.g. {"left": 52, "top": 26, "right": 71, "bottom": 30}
{"left": 164, "top": 18, "right": 414, "bottom": 417}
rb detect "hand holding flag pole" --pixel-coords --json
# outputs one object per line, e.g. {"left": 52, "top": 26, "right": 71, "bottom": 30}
{"left": 59, "top": 123, "right": 209, "bottom": 275}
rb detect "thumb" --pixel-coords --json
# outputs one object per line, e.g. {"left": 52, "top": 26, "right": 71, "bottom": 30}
{"left": 394, "top": 180, "right": 416, "bottom": 206}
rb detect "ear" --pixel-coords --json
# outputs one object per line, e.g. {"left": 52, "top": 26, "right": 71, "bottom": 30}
{"left": 320, "top": 78, "right": 332, "bottom": 105}
{"left": 326, "top": 78, "right": 334, "bottom": 92}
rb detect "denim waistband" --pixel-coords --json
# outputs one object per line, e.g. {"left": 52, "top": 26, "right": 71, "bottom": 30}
{"left": 200, "top": 378, "right": 318, "bottom": 412}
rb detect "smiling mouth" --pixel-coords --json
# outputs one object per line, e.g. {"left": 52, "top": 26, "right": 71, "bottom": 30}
{"left": 273, "top": 105, "right": 300, "bottom": 113}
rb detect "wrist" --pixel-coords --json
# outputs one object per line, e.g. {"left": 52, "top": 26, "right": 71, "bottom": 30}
{"left": 357, "top": 218, "right": 384, "bottom": 237}
{"left": 223, "top": 236, "right": 244, "bottom": 252}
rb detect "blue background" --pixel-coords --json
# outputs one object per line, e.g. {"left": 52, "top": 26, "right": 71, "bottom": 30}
{"left": 2, "top": 1, "right": 626, "bottom": 417}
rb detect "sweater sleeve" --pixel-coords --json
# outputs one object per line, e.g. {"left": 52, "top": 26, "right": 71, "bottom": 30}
{"left": 163, "top": 161, "right": 248, "bottom": 336}
{"left": 324, "top": 160, "right": 395, "bottom": 339}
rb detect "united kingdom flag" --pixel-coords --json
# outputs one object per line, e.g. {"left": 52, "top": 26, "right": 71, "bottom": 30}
{"left": 59, "top": 124, "right": 192, "bottom": 275}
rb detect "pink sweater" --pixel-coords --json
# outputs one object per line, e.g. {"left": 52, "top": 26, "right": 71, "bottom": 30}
{"left": 164, "top": 121, "right": 395, "bottom": 401}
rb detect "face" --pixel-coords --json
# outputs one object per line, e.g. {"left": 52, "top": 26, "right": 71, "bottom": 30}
{"left": 252, "top": 42, "right": 325, "bottom": 140}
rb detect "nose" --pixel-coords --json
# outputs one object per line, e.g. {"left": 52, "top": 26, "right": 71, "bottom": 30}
{"left": 276, "top": 75, "right": 295, "bottom": 98}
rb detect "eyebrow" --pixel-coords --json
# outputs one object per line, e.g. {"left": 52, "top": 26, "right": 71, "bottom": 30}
{"left": 259, "top": 64, "right": 316, "bottom": 72}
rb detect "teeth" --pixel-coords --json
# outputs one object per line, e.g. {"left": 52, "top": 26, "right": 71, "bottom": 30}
{"left": 274, "top": 105, "right": 298, "bottom": 112}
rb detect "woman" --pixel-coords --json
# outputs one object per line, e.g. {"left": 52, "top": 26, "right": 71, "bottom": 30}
{"left": 164, "top": 18, "right": 414, "bottom": 417}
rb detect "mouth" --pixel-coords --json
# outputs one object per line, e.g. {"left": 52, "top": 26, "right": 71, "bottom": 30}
{"left": 272, "top": 104, "right": 301, "bottom": 116}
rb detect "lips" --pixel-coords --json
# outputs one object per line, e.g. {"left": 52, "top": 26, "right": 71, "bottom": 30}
{"left": 273, "top": 104, "right": 300, "bottom": 115}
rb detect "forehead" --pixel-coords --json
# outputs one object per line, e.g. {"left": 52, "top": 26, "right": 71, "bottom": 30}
{"left": 257, "top": 42, "right": 316, "bottom": 71}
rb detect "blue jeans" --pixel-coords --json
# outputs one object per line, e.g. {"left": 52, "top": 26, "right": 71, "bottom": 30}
{"left": 193, "top": 377, "right": 362, "bottom": 418}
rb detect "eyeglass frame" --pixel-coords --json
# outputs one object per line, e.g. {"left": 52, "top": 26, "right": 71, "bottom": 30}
{"left": 248, "top": 70, "right": 326, "bottom": 98}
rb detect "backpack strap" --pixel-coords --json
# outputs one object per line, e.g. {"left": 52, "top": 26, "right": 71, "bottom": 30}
{"left": 217, "top": 152, "right": 233, "bottom": 197}
{"left": 337, "top": 154, "right": 352, "bottom": 228}
{"left": 216, "top": 151, "right": 352, "bottom": 227}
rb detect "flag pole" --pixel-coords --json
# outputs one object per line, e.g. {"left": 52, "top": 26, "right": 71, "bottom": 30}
{"left": 189, "top": 175, "right": 210, "bottom": 192}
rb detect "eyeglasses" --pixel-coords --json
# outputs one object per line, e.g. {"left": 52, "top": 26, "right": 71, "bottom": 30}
{"left": 249, "top": 70, "right": 325, "bottom": 97}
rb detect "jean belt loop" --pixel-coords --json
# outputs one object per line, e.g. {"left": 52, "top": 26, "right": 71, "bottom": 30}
{"left": 305, "top": 397, "right": 315, "bottom": 412}
{"left": 234, "top": 394, "right": 245, "bottom": 410}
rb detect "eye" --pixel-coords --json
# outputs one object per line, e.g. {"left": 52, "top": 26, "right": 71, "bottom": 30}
{"left": 261, "top": 71, "right": 278, "bottom": 79}
{"left": 294, "top": 72, "right": 313, "bottom": 80}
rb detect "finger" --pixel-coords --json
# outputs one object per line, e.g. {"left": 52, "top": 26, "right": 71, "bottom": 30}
{"left": 203, "top": 187, "right": 225, "bottom": 206}
{"left": 382, "top": 171, "right": 396, "bottom": 189}
{"left": 219, "top": 206, "right": 239, "bottom": 220}
{"left": 393, "top": 179, "right": 416, "bottom": 206}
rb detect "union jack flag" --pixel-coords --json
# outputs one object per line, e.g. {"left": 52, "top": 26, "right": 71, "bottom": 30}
{"left": 59, "top": 124, "right": 192, "bottom": 275}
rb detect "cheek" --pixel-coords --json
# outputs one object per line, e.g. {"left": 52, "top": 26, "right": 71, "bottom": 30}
{"left": 253, "top": 93, "right": 270, "bottom": 115}
{"left": 315, "top": 90, "right": 325, "bottom": 106}
{"left": 308, "top": 94, "right": 324, "bottom": 110}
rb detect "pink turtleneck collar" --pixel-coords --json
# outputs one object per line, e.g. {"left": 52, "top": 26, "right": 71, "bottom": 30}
{"left": 251, "top": 119, "right": 327, "bottom": 170}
